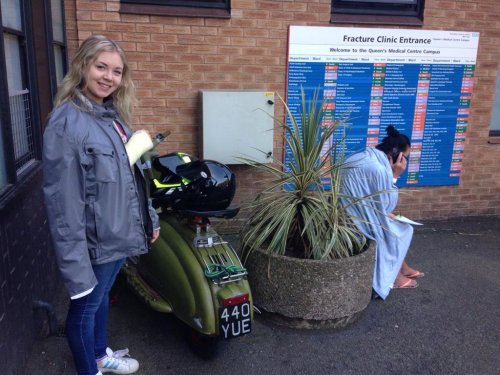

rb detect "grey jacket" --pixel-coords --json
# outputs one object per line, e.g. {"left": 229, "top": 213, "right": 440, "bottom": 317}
{"left": 43, "top": 94, "right": 159, "bottom": 298}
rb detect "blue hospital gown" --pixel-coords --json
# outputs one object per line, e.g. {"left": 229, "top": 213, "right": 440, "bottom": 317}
{"left": 340, "top": 147, "right": 413, "bottom": 299}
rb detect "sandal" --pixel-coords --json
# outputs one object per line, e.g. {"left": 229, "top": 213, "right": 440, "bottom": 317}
{"left": 393, "top": 278, "right": 418, "bottom": 289}
{"left": 404, "top": 270, "right": 425, "bottom": 279}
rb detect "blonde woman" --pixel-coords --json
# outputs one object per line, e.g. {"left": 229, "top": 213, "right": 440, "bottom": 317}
{"left": 43, "top": 35, "right": 160, "bottom": 375}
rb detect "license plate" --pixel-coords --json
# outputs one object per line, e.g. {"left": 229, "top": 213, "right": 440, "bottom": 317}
{"left": 219, "top": 302, "right": 252, "bottom": 339}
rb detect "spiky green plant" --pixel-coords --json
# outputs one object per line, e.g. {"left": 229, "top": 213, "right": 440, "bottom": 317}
{"left": 240, "top": 89, "right": 366, "bottom": 261}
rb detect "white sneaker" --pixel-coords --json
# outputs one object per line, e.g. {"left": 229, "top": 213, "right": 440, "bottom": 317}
{"left": 96, "top": 347, "right": 139, "bottom": 374}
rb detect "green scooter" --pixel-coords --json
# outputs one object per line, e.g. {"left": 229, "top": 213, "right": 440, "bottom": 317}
{"left": 122, "top": 138, "right": 253, "bottom": 357}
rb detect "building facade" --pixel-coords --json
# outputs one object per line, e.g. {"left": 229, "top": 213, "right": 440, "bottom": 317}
{"left": 0, "top": 1, "right": 67, "bottom": 374}
{"left": 0, "top": 0, "right": 499, "bottom": 373}
{"left": 66, "top": 0, "right": 500, "bottom": 219}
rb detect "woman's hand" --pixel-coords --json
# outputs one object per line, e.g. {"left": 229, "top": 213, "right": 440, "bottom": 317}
{"left": 150, "top": 228, "right": 160, "bottom": 243}
{"left": 390, "top": 152, "right": 407, "bottom": 179}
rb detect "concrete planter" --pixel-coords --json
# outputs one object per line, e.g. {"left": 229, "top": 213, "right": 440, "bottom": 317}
{"left": 246, "top": 240, "right": 375, "bottom": 329}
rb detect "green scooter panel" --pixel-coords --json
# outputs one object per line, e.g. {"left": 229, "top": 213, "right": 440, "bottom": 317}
{"left": 167, "top": 218, "right": 254, "bottom": 326}
{"left": 138, "top": 234, "right": 195, "bottom": 315}
{"left": 139, "top": 214, "right": 216, "bottom": 335}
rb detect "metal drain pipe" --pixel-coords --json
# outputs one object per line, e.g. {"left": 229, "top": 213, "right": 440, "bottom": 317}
{"left": 32, "top": 300, "right": 59, "bottom": 336}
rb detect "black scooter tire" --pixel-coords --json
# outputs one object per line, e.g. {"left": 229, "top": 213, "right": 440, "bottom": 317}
{"left": 185, "top": 325, "right": 220, "bottom": 360}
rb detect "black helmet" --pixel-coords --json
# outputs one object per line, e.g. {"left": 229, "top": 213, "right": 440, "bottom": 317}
{"left": 150, "top": 153, "right": 236, "bottom": 211}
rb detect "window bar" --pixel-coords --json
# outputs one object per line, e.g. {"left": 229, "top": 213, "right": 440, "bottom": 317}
{"left": 9, "top": 89, "right": 35, "bottom": 172}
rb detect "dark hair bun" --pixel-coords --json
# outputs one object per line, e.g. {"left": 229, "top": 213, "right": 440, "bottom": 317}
{"left": 386, "top": 125, "right": 400, "bottom": 137}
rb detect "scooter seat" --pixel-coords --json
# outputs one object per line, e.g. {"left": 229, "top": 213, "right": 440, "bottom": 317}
{"left": 178, "top": 207, "right": 240, "bottom": 219}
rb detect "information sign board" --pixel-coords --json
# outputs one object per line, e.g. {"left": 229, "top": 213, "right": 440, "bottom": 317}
{"left": 286, "top": 26, "right": 479, "bottom": 187}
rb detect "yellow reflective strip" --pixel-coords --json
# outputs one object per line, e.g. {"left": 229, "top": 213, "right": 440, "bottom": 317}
{"left": 153, "top": 179, "right": 182, "bottom": 188}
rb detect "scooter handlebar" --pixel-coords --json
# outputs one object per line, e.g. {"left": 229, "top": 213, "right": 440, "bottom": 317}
{"left": 141, "top": 130, "right": 170, "bottom": 178}
{"left": 153, "top": 130, "right": 171, "bottom": 146}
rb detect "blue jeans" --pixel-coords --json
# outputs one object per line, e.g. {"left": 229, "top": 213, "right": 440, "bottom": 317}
{"left": 65, "top": 258, "right": 125, "bottom": 375}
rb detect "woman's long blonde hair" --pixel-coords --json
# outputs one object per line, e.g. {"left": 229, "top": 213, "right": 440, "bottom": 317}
{"left": 54, "top": 35, "right": 135, "bottom": 123}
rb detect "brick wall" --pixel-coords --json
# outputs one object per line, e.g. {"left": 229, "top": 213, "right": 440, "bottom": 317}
{"left": 0, "top": 172, "right": 60, "bottom": 375}
{"left": 66, "top": 0, "right": 500, "bottom": 220}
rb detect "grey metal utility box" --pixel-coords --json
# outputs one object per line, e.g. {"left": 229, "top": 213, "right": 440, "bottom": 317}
{"left": 200, "top": 90, "right": 275, "bottom": 164}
